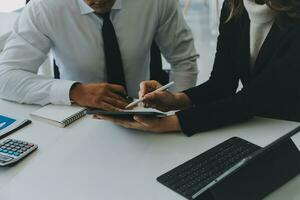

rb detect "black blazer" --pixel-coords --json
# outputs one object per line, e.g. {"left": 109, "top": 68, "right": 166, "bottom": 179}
{"left": 176, "top": 3, "right": 300, "bottom": 136}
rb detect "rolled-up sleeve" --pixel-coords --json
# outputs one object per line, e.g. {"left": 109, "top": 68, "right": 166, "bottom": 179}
{"left": 0, "top": 2, "right": 75, "bottom": 106}
{"left": 155, "top": 0, "right": 199, "bottom": 92}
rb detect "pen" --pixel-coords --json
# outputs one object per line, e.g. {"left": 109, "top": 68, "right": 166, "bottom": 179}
{"left": 125, "top": 81, "right": 175, "bottom": 109}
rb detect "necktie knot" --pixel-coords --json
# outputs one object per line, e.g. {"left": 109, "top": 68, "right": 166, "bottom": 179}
{"left": 99, "top": 12, "right": 110, "bottom": 21}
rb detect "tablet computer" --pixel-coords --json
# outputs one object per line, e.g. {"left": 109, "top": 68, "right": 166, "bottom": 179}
{"left": 85, "top": 108, "right": 167, "bottom": 117}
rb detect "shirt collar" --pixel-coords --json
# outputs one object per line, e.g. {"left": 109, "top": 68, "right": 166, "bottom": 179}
{"left": 243, "top": 0, "right": 276, "bottom": 24}
{"left": 78, "top": 0, "right": 122, "bottom": 15}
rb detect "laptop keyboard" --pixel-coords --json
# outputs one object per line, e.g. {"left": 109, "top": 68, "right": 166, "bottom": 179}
{"left": 157, "top": 137, "right": 261, "bottom": 199}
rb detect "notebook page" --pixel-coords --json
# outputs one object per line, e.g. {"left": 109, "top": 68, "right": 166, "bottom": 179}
{"left": 31, "top": 104, "right": 86, "bottom": 123}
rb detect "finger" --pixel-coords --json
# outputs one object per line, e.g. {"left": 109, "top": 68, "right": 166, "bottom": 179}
{"left": 139, "top": 80, "right": 161, "bottom": 98}
{"left": 139, "top": 81, "right": 149, "bottom": 98}
{"left": 100, "top": 116, "right": 140, "bottom": 129}
{"left": 107, "top": 84, "right": 126, "bottom": 94}
{"left": 133, "top": 115, "right": 151, "bottom": 127}
{"left": 148, "top": 80, "right": 162, "bottom": 89}
{"left": 143, "top": 92, "right": 159, "bottom": 102}
{"left": 138, "top": 90, "right": 143, "bottom": 100}
{"left": 103, "top": 96, "right": 128, "bottom": 109}
{"left": 95, "top": 101, "right": 122, "bottom": 111}
{"left": 99, "top": 115, "right": 123, "bottom": 123}
{"left": 93, "top": 115, "right": 103, "bottom": 120}
{"left": 107, "top": 91, "right": 130, "bottom": 104}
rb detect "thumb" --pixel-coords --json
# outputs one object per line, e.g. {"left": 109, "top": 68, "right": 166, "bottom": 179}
{"left": 134, "top": 116, "right": 150, "bottom": 127}
{"left": 139, "top": 81, "right": 150, "bottom": 99}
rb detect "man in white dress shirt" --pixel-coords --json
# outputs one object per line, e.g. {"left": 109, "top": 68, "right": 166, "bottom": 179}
{"left": 0, "top": 0, "right": 199, "bottom": 111}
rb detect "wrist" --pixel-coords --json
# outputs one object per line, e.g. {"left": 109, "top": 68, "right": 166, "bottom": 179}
{"left": 173, "top": 93, "right": 192, "bottom": 110}
{"left": 165, "top": 115, "right": 182, "bottom": 132}
{"left": 69, "top": 82, "right": 82, "bottom": 103}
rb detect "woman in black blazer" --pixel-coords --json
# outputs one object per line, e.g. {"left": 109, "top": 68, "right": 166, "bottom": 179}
{"left": 98, "top": 0, "right": 300, "bottom": 136}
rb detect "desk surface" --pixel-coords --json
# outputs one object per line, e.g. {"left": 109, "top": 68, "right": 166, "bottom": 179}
{"left": 0, "top": 99, "right": 299, "bottom": 200}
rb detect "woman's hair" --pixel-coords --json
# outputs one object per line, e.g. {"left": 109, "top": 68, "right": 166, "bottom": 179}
{"left": 226, "top": 0, "right": 300, "bottom": 25}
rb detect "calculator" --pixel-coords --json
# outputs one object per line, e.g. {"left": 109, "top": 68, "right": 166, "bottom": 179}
{"left": 0, "top": 139, "right": 38, "bottom": 166}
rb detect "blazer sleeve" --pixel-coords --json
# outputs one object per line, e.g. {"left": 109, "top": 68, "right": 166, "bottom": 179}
{"left": 182, "top": 2, "right": 240, "bottom": 106}
{"left": 176, "top": 33, "right": 300, "bottom": 136}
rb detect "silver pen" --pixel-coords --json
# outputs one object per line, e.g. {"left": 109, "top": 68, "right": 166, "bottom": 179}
{"left": 125, "top": 81, "right": 175, "bottom": 109}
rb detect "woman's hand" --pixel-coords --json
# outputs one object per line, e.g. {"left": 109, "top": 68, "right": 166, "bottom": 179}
{"left": 139, "top": 80, "right": 192, "bottom": 111}
{"left": 95, "top": 115, "right": 182, "bottom": 133}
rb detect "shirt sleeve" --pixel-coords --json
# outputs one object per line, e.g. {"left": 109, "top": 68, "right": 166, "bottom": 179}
{"left": 155, "top": 0, "right": 199, "bottom": 92}
{"left": 0, "top": 2, "right": 76, "bottom": 106}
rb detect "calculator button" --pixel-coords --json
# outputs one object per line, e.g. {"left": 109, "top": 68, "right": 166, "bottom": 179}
{"left": 3, "top": 139, "right": 11, "bottom": 144}
{"left": 3, "top": 150, "right": 8, "bottom": 153}
{"left": 0, "top": 154, "right": 12, "bottom": 162}
{"left": 8, "top": 151, "right": 14, "bottom": 155}
{"left": 13, "top": 152, "right": 20, "bottom": 156}
{"left": 17, "top": 150, "right": 23, "bottom": 154}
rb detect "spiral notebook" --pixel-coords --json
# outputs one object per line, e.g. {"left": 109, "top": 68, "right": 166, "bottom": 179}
{"left": 30, "top": 104, "right": 86, "bottom": 128}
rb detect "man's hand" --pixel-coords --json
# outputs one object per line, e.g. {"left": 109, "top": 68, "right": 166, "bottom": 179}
{"left": 139, "top": 80, "right": 192, "bottom": 112}
{"left": 70, "top": 83, "right": 130, "bottom": 111}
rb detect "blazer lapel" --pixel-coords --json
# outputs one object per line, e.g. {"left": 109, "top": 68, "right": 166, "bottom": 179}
{"left": 235, "top": 13, "right": 251, "bottom": 83}
{"left": 251, "top": 23, "right": 289, "bottom": 76}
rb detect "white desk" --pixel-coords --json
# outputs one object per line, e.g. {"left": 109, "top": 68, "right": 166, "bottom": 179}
{"left": 0, "top": 99, "right": 299, "bottom": 200}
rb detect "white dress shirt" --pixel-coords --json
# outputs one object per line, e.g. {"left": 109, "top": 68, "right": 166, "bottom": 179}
{"left": 0, "top": 0, "right": 199, "bottom": 106}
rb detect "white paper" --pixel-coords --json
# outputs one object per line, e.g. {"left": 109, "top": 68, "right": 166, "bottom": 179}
{"left": 30, "top": 104, "right": 86, "bottom": 126}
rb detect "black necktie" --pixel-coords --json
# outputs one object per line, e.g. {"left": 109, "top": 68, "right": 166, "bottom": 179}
{"left": 99, "top": 12, "right": 127, "bottom": 91}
